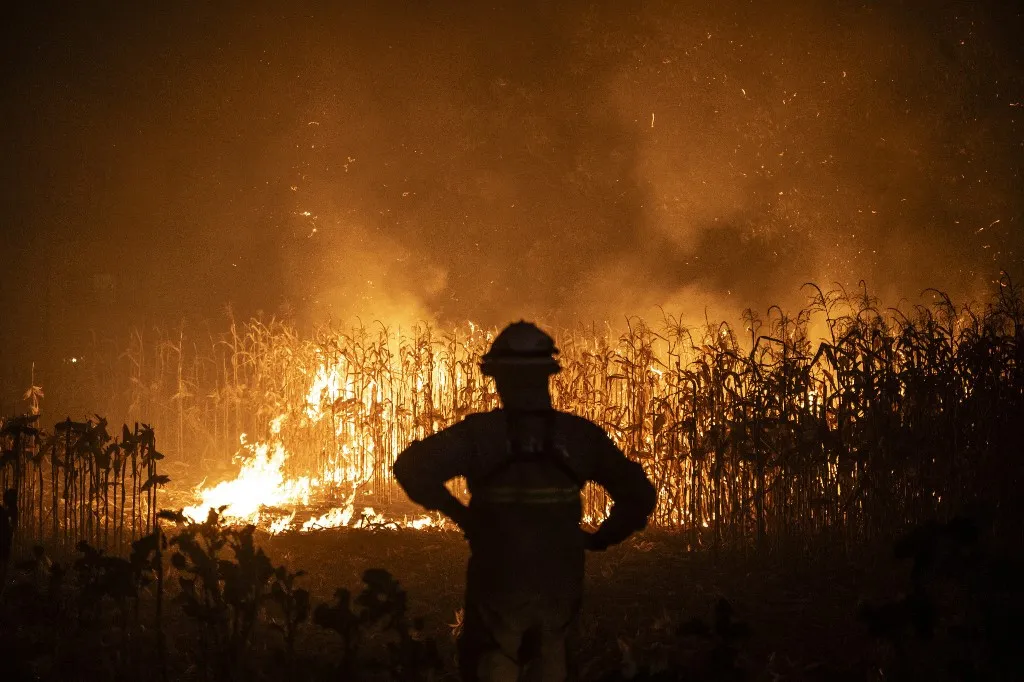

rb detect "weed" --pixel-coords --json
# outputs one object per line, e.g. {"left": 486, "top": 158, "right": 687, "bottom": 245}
{"left": 314, "top": 568, "right": 442, "bottom": 681}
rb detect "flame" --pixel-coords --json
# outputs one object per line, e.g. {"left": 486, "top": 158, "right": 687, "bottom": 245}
{"left": 407, "top": 514, "right": 442, "bottom": 530}
{"left": 358, "top": 507, "right": 385, "bottom": 526}
{"left": 268, "top": 513, "right": 296, "bottom": 535}
{"left": 182, "top": 346, "right": 459, "bottom": 534}
{"left": 300, "top": 505, "right": 354, "bottom": 532}
{"left": 183, "top": 442, "right": 314, "bottom": 524}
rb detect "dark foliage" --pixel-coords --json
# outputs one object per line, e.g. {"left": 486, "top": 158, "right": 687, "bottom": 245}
{"left": 595, "top": 596, "right": 752, "bottom": 682}
{"left": 1, "top": 415, "right": 166, "bottom": 560}
{"left": 314, "top": 568, "right": 442, "bottom": 681}
{"left": 859, "top": 516, "right": 1024, "bottom": 681}
{"left": 1, "top": 488, "right": 17, "bottom": 585}
{"left": 168, "top": 506, "right": 278, "bottom": 679}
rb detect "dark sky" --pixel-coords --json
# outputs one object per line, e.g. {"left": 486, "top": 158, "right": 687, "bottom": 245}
{"left": 2, "top": 1, "right": 1022, "bottom": 378}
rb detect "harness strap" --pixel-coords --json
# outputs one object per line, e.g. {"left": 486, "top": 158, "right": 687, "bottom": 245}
{"left": 474, "top": 410, "right": 584, "bottom": 492}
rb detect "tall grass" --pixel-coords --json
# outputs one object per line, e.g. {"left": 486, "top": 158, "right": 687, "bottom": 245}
{"left": 10, "top": 277, "right": 1021, "bottom": 552}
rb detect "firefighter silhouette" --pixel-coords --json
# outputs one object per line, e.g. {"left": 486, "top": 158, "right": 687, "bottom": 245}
{"left": 393, "top": 321, "right": 656, "bottom": 682}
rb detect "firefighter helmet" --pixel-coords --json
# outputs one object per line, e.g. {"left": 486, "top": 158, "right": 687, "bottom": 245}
{"left": 480, "top": 321, "right": 560, "bottom": 377}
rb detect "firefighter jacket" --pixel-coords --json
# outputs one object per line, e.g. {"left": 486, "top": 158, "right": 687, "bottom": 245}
{"left": 393, "top": 409, "right": 656, "bottom": 602}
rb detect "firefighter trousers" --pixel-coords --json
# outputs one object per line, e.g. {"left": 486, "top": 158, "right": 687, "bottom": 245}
{"left": 458, "top": 592, "right": 580, "bottom": 682}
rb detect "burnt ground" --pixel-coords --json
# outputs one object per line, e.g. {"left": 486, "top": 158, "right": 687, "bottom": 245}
{"left": 255, "top": 529, "right": 903, "bottom": 681}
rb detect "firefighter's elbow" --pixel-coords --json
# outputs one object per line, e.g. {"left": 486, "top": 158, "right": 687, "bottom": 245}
{"left": 392, "top": 457, "right": 421, "bottom": 497}
{"left": 641, "top": 478, "right": 657, "bottom": 516}
{"left": 625, "top": 460, "right": 657, "bottom": 517}
{"left": 391, "top": 456, "right": 409, "bottom": 487}
{"left": 392, "top": 440, "right": 423, "bottom": 477}
{"left": 392, "top": 446, "right": 440, "bottom": 506}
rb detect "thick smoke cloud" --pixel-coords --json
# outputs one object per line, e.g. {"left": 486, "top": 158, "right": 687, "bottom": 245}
{"left": 1, "top": 1, "right": 1021, "bottom": 381}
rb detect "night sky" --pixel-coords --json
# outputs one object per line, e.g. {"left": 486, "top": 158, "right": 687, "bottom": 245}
{"left": 2, "top": 1, "right": 1022, "bottom": 381}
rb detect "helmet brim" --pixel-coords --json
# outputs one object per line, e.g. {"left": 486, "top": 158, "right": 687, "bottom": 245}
{"left": 480, "top": 356, "right": 561, "bottom": 377}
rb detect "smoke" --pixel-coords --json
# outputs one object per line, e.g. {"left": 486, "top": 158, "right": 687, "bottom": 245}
{"left": 276, "top": 0, "right": 1024, "bottom": 327}
{"left": 1, "top": 0, "right": 1021, "bottom": 367}
{"left": 583, "top": 0, "right": 1023, "bottom": 321}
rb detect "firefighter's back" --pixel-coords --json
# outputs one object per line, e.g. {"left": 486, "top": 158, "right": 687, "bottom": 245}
{"left": 461, "top": 409, "right": 611, "bottom": 600}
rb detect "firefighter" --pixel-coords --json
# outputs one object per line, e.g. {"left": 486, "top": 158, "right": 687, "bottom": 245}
{"left": 393, "top": 321, "right": 657, "bottom": 682}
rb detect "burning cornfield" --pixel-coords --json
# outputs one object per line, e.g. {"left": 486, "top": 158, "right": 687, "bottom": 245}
{"left": 2, "top": 3, "right": 1024, "bottom": 679}
{"left": 8, "top": 278, "right": 1019, "bottom": 556}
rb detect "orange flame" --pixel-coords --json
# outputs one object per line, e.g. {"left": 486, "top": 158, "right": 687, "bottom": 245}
{"left": 182, "top": 348, "right": 452, "bottom": 533}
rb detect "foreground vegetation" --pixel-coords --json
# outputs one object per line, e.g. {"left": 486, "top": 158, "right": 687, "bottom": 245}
{"left": 1, "top": 512, "right": 1021, "bottom": 681}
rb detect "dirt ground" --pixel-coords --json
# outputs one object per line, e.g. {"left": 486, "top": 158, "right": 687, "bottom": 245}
{"left": 258, "top": 528, "right": 899, "bottom": 681}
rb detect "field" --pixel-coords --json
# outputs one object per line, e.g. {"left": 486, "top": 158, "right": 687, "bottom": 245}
{"left": 20, "top": 278, "right": 1024, "bottom": 548}
{"left": 2, "top": 279, "right": 1023, "bottom": 680}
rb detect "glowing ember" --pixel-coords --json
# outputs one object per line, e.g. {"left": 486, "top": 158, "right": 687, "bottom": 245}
{"left": 359, "top": 507, "right": 385, "bottom": 526}
{"left": 407, "top": 515, "right": 444, "bottom": 530}
{"left": 300, "top": 505, "right": 354, "bottom": 532}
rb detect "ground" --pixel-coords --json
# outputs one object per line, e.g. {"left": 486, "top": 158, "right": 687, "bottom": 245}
{"left": 5, "top": 520, "right": 1014, "bottom": 680}
{"left": 257, "top": 528, "right": 898, "bottom": 681}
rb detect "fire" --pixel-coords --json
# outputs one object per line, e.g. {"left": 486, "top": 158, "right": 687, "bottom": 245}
{"left": 300, "top": 506, "right": 354, "bottom": 532}
{"left": 407, "top": 515, "right": 443, "bottom": 530}
{"left": 182, "top": 346, "right": 457, "bottom": 534}
{"left": 268, "top": 513, "right": 296, "bottom": 535}
{"left": 118, "top": 284, "right": 1015, "bottom": 545}
{"left": 182, "top": 441, "right": 314, "bottom": 525}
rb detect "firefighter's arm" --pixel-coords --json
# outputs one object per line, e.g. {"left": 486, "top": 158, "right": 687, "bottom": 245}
{"left": 392, "top": 423, "right": 474, "bottom": 531}
{"left": 584, "top": 425, "right": 657, "bottom": 551}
